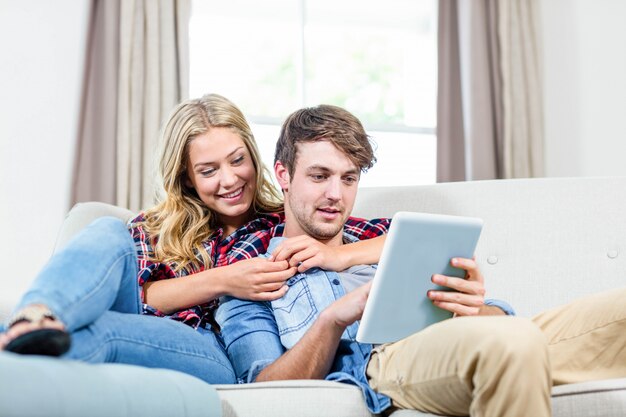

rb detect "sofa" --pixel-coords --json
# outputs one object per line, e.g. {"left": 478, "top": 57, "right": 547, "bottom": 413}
{"left": 2, "top": 176, "right": 626, "bottom": 417}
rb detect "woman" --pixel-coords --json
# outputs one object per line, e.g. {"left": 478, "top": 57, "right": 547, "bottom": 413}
{"left": 0, "top": 94, "right": 384, "bottom": 384}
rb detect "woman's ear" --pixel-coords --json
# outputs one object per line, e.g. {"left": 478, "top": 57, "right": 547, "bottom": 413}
{"left": 274, "top": 161, "right": 290, "bottom": 191}
{"left": 183, "top": 173, "right": 194, "bottom": 190}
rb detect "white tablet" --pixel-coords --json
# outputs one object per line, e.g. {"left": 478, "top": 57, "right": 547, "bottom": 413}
{"left": 356, "top": 211, "right": 483, "bottom": 344}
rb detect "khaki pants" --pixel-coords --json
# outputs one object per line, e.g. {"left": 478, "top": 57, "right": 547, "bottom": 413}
{"left": 366, "top": 288, "right": 626, "bottom": 417}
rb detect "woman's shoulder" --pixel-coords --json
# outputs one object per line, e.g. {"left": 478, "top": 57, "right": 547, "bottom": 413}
{"left": 126, "top": 212, "right": 153, "bottom": 242}
{"left": 241, "top": 211, "right": 285, "bottom": 232}
{"left": 127, "top": 212, "right": 147, "bottom": 227}
{"left": 212, "top": 212, "right": 285, "bottom": 266}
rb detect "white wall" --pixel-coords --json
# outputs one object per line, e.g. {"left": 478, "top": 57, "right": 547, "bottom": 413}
{"left": 542, "top": 0, "right": 626, "bottom": 177}
{"left": 0, "top": 0, "right": 90, "bottom": 318}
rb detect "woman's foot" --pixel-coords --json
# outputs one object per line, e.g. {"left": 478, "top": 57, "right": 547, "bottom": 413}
{"left": 0, "top": 304, "right": 70, "bottom": 356}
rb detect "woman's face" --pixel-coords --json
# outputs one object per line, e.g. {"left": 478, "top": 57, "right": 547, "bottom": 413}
{"left": 185, "top": 127, "right": 257, "bottom": 234}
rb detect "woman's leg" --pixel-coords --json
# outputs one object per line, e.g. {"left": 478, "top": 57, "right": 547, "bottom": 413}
{"left": 14, "top": 216, "right": 140, "bottom": 331}
{"left": 68, "top": 311, "right": 236, "bottom": 384}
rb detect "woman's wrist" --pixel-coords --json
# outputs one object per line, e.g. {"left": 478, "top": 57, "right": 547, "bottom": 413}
{"left": 200, "top": 267, "right": 230, "bottom": 299}
{"left": 334, "top": 244, "right": 354, "bottom": 272}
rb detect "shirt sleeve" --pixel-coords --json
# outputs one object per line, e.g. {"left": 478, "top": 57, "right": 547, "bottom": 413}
{"left": 344, "top": 217, "right": 391, "bottom": 240}
{"left": 216, "top": 296, "right": 286, "bottom": 383}
{"left": 484, "top": 298, "right": 516, "bottom": 316}
{"left": 127, "top": 214, "right": 177, "bottom": 303}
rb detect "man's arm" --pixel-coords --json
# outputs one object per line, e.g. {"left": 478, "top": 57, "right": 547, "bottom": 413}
{"left": 216, "top": 296, "right": 286, "bottom": 382}
{"left": 256, "top": 281, "right": 372, "bottom": 381}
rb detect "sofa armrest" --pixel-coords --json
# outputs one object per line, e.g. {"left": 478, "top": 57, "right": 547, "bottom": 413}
{"left": 54, "top": 202, "right": 135, "bottom": 253}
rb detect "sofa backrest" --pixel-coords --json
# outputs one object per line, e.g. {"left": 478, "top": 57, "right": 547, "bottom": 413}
{"left": 353, "top": 177, "right": 626, "bottom": 317}
{"left": 57, "top": 177, "right": 626, "bottom": 318}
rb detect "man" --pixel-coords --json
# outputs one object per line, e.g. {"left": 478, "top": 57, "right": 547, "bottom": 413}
{"left": 217, "top": 105, "right": 626, "bottom": 417}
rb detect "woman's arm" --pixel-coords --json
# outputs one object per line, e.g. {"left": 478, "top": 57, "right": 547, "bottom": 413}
{"left": 143, "top": 258, "right": 296, "bottom": 315}
{"left": 270, "top": 234, "right": 386, "bottom": 273}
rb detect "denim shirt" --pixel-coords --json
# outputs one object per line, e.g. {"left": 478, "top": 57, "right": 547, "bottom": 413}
{"left": 217, "top": 234, "right": 516, "bottom": 414}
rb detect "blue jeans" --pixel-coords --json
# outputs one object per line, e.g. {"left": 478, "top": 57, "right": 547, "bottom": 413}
{"left": 13, "top": 217, "right": 235, "bottom": 384}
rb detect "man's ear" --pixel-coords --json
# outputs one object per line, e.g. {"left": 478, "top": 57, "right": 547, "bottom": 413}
{"left": 274, "top": 161, "right": 290, "bottom": 191}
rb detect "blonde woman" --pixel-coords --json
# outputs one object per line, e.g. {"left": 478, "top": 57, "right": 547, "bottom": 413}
{"left": 0, "top": 94, "right": 384, "bottom": 383}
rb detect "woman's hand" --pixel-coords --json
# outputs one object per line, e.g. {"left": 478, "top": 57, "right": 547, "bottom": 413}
{"left": 270, "top": 235, "right": 348, "bottom": 273}
{"left": 221, "top": 257, "right": 297, "bottom": 301}
{"left": 427, "top": 257, "right": 486, "bottom": 316}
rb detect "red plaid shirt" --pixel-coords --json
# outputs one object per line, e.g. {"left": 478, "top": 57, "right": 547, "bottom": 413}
{"left": 128, "top": 212, "right": 390, "bottom": 329}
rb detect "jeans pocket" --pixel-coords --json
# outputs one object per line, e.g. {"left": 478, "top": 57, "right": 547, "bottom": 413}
{"left": 271, "top": 275, "right": 318, "bottom": 349}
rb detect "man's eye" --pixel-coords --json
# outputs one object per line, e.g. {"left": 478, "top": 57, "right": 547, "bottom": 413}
{"left": 344, "top": 176, "right": 358, "bottom": 184}
{"left": 310, "top": 174, "right": 326, "bottom": 181}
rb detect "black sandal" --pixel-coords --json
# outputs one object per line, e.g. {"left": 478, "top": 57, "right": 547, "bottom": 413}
{"left": 4, "top": 306, "right": 71, "bottom": 356}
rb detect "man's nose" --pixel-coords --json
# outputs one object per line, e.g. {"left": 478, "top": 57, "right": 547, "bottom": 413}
{"left": 325, "top": 177, "right": 341, "bottom": 201}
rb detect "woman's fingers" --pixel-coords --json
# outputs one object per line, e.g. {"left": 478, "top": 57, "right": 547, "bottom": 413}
{"left": 253, "top": 285, "right": 289, "bottom": 301}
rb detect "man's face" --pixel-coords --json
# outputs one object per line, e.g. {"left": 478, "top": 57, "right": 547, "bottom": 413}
{"left": 276, "top": 140, "right": 360, "bottom": 245}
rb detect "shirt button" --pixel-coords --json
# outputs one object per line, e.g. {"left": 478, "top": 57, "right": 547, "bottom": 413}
{"left": 332, "top": 279, "right": 340, "bottom": 285}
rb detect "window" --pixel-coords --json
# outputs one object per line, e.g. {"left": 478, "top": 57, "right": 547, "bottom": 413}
{"left": 189, "top": 0, "right": 437, "bottom": 187}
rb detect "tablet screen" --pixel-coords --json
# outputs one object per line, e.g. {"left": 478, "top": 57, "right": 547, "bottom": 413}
{"left": 356, "top": 211, "right": 483, "bottom": 344}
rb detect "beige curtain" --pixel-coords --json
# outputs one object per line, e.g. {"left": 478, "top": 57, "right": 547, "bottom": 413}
{"left": 437, "top": 0, "right": 543, "bottom": 182}
{"left": 71, "top": 0, "right": 120, "bottom": 205}
{"left": 73, "top": 0, "right": 190, "bottom": 212}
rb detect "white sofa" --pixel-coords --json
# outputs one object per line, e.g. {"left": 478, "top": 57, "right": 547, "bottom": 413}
{"left": 2, "top": 177, "right": 626, "bottom": 417}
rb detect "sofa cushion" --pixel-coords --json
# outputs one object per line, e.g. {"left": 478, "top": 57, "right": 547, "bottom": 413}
{"left": 0, "top": 352, "right": 221, "bottom": 417}
{"left": 214, "top": 378, "right": 626, "bottom": 417}
{"left": 552, "top": 378, "right": 626, "bottom": 417}
{"left": 215, "top": 380, "right": 373, "bottom": 417}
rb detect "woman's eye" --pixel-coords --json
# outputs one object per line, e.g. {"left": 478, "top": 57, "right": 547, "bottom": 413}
{"left": 200, "top": 168, "right": 216, "bottom": 177}
{"left": 232, "top": 156, "right": 244, "bottom": 165}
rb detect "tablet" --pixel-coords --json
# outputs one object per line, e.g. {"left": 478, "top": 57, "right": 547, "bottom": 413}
{"left": 356, "top": 211, "right": 483, "bottom": 344}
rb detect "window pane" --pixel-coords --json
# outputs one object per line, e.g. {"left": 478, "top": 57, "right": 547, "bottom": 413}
{"left": 189, "top": 0, "right": 300, "bottom": 119}
{"left": 190, "top": 0, "right": 438, "bottom": 187}
{"left": 305, "top": 0, "right": 437, "bottom": 128}
{"left": 251, "top": 124, "right": 437, "bottom": 188}
{"left": 361, "top": 131, "right": 436, "bottom": 187}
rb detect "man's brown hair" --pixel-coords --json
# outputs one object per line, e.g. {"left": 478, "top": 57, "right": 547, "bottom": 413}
{"left": 274, "top": 104, "right": 376, "bottom": 176}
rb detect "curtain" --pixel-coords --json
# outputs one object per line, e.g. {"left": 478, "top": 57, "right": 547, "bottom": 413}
{"left": 71, "top": 0, "right": 120, "bottom": 206}
{"left": 436, "top": 0, "right": 543, "bottom": 182}
{"left": 72, "top": 0, "right": 191, "bottom": 212}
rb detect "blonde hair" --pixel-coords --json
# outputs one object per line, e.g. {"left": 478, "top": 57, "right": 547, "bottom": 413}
{"left": 141, "top": 94, "right": 283, "bottom": 271}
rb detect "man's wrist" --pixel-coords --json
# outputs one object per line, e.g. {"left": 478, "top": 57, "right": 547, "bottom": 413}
{"left": 483, "top": 299, "right": 516, "bottom": 316}
{"left": 478, "top": 304, "right": 507, "bottom": 316}
{"left": 319, "top": 308, "right": 349, "bottom": 334}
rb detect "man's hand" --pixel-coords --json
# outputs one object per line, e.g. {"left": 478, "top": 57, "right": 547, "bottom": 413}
{"left": 270, "top": 235, "right": 347, "bottom": 273}
{"left": 427, "top": 257, "right": 486, "bottom": 316}
{"left": 323, "top": 281, "right": 372, "bottom": 328}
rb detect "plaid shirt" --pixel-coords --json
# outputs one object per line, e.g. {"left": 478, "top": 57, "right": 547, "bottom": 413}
{"left": 128, "top": 212, "right": 390, "bottom": 329}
